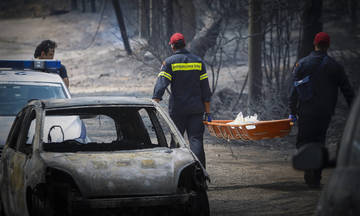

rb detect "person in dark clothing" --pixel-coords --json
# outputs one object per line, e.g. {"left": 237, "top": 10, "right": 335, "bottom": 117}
{"left": 34, "top": 40, "right": 69, "bottom": 88}
{"left": 152, "top": 33, "right": 212, "bottom": 168}
{"left": 289, "top": 32, "right": 355, "bottom": 187}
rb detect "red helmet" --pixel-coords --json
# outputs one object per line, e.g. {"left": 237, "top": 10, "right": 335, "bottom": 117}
{"left": 169, "top": 33, "right": 185, "bottom": 45}
{"left": 314, "top": 32, "right": 330, "bottom": 46}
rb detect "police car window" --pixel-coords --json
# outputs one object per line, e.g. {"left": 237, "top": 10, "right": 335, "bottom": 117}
{"left": 0, "top": 83, "right": 66, "bottom": 116}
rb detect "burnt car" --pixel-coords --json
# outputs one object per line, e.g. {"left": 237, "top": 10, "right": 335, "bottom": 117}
{"left": 0, "top": 97, "right": 210, "bottom": 216}
{"left": 293, "top": 92, "right": 360, "bottom": 215}
{"left": 314, "top": 91, "right": 360, "bottom": 216}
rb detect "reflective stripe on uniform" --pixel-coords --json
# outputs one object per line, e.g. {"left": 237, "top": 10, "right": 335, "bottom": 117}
{"left": 158, "top": 71, "right": 172, "bottom": 81}
{"left": 200, "top": 73, "right": 208, "bottom": 80}
{"left": 171, "top": 62, "right": 202, "bottom": 71}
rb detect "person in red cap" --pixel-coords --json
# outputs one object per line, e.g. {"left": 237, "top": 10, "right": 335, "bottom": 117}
{"left": 289, "top": 32, "right": 354, "bottom": 188}
{"left": 152, "top": 33, "right": 212, "bottom": 168}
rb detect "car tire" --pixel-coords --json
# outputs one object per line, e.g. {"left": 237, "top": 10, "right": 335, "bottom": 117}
{"left": 188, "top": 190, "right": 210, "bottom": 216}
{"left": 29, "top": 188, "right": 54, "bottom": 216}
{"left": 0, "top": 199, "right": 5, "bottom": 216}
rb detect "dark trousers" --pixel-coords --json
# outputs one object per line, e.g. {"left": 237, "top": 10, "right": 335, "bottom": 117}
{"left": 296, "top": 115, "right": 331, "bottom": 185}
{"left": 170, "top": 113, "right": 206, "bottom": 168}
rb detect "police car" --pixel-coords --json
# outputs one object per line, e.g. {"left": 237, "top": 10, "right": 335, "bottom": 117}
{"left": 0, "top": 60, "right": 71, "bottom": 151}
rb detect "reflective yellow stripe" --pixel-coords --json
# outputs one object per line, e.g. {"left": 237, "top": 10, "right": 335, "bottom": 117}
{"left": 200, "top": 73, "right": 208, "bottom": 80}
{"left": 171, "top": 63, "right": 202, "bottom": 71}
{"left": 158, "top": 71, "right": 172, "bottom": 81}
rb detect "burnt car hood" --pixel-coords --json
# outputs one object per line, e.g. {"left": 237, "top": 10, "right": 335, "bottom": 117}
{"left": 40, "top": 147, "right": 196, "bottom": 198}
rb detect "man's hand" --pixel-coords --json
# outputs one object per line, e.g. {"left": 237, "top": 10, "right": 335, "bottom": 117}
{"left": 153, "top": 98, "right": 160, "bottom": 103}
{"left": 203, "top": 113, "right": 212, "bottom": 122}
{"left": 289, "top": 114, "right": 297, "bottom": 122}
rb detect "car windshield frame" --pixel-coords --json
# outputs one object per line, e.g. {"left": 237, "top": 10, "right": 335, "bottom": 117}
{"left": 39, "top": 105, "right": 183, "bottom": 152}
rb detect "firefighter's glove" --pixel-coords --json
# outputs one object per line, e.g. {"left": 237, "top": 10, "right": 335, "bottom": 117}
{"left": 289, "top": 114, "right": 297, "bottom": 123}
{"left": 204, "top": 113, "right": 212, "bottom": 122}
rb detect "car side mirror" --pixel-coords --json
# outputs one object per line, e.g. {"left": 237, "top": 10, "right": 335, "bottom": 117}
{"left": 292, "top": 142, "right": 329, "bottom": 170}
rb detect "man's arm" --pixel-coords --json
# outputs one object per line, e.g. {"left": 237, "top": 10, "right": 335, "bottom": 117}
{"left": 152, "top": 61, "right": 172, "bottom": 102}
{"left": 204, "top": 101, "right": 210, "bottom": 113}
{"left": 289, "top": 62, "right": 301, "bottom": 115}
{"left": 200, "top": 62, "right": 212, "bottom": 113}
{"left": 59, "top": 64, "right": 69, "bottom": 88}
{"left": 63, "top": 77, "right": 69, "bottom": 88}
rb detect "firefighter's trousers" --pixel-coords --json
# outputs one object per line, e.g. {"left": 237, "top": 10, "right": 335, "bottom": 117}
{"left": 170, "top": 112, "right": 206, "bottom": 168}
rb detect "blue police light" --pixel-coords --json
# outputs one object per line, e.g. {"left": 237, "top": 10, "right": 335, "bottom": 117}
{"left": 0, "top": 60, "right": 61, "bottom": 70}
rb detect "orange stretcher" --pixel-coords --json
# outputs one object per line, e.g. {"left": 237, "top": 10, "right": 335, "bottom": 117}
{"left": 203, "top": 119, "right": 293, "bottom": 141}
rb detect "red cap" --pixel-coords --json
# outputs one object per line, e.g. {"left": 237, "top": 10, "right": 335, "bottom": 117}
{"left": 314, "top": 32, "right": 330, "bottom": 45}
{"left": 169, "top": 33, "right": 185, "bottom": 45}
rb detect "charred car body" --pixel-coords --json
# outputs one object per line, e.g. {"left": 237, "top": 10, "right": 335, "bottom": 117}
{"left": 315, "top": 92, "right": 360, "bottom": 215}
{"left": 0, "top": 97, "right": 209, "bottom": 216}
{"left": 293, "top": 92, "right": 360, "bottom": 215}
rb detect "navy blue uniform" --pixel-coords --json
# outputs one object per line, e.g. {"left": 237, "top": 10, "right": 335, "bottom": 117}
{"left": 289, "top": 50, "right": 354, "bottom": 185}
{"left": 153, "top": 48, "right": 211, "bottom": 167}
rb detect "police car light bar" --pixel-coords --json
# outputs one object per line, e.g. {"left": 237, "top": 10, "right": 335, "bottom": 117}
{"left": 0, "top": 60, "right": 61, "bottom": 70}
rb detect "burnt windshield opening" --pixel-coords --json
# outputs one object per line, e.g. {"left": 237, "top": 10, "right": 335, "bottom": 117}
{"left": 42, "top": 106, "right": 174, "bottom": 152}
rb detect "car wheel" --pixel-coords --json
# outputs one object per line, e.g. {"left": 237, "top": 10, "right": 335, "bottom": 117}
{"left": 0, "top": 199, "right": 5, "bottom": 216}
{"left": 30, "top": 188, "right": 54, "bottom": 216}
{"left": 188, "top": 190, "right": 210, "bottom": 216}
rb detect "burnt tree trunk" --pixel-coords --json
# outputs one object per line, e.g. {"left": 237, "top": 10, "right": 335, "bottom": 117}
{"left": 248, "top": 0, "right": 263, "bottom": 109}
{"left": 71, "top": 0, "right": 78, "bottom": 10}
{"left": 350, "top": 0, "right": 358, "bottom": 32}
{"left": 164, "top": 0, "right": 173, "bottom": 39}
{"left": 91, "top": 0, "right": 96, "bottom": 12}
{"left": 298, "top": 0, "right": 323, "bottom": 59}
{"left": 112, "top": 0, "right": 132, "bottom": 55}
{"left": 139, "top": 0, "right": 150, "bottom": 39}
{"left": 82, "top": 0, "right": 86, "bottom": 12}
{"left": 149, "top": 0, "right": 161, "bottom": 47}
{"left": 188, "top": 0, "right": 222, "bottom": 59}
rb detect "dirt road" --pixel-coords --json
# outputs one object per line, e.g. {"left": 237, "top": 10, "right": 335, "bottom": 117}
{"left": 204, "top": 135, "right": 331, "bottom": 216}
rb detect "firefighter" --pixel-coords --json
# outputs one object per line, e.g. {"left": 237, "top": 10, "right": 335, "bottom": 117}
{"left": 34, "top": 40, "right": 69, "bottom": 88}
{"left": 289, "top": 32, "right": 355, "bottom": 188}
{"left": 152, "top": 33, "right": 212, "bottom": 168}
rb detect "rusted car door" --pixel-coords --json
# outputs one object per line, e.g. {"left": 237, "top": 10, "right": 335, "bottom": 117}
{"left": 12, "top": 108, "right": 38, "bottom": 215}
{"left": 1, "top": 108, "right": 28, "bottom": 215}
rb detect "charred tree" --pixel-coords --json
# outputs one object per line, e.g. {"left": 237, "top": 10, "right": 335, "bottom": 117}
{"left": 298, "top": 0, "right": 323, "bottom": 59}
{"left": 350, "top": 0, "right": 358, "bottom": 31}
{"left": 164, "top": 0, "right": 173, "bottom": 39}
{"left": 149, "top": 0, "right": 162, "bottom": 48}
{"left": 72, "top": 0, "right": 78, "bottom": 10}
{"left": 91, "top": 0, "right": 96, "bottom": 12}
{"left": 139, "top": 0, "right": 150, "bottom": 39}
{"left": 188, "top": 0, "right": 222, "bottom": 59}
{"left": 248, "top": 0, "right": 263, "bottom": 109}
{"left": 112, "top": 0, "right": 132, "bottom": 55}
{"left": 82, "top": 0, "right": 86, "bottom": 12}
{"left": 173, "top": 0, "right": 196, "bottom": 41}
